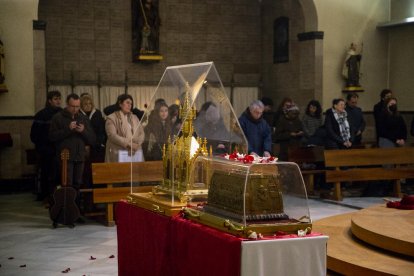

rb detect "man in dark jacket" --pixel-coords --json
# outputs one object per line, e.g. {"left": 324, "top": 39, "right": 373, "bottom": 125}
{"left": 49, "top": 93, "right": 96, "bottom": 195}
{"left": 373, "top": 89, "right": 392, "bottom": 142}
{"left": 238, "top": 100, "right": 272, "bottom": 157}
{"left": 345, "top": 93, "right": 365, "bottom": 145}
{"left": 30, "top": 91, "right": 62, "bottom": 201}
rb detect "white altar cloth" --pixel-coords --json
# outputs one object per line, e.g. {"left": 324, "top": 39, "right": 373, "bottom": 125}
{"left": 241, "top": 235, "right": 328, "bottom": 276}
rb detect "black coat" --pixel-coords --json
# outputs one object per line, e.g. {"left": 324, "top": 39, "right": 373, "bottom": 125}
{"left": 49, "top": 109, "right": 96, "bottom": 162}
{"left": 30, "top": 106, "right": 62, "bottom": 155}
{"left": 324, "top": 109, "right": 354, "bottom": 149}
{"left": 81, "top": 109, "right": 106, "bottom": 148}
{"left": 378, "top": 111, "right": 407, "bottom": 143}
{"left": 373, "top": 100, "right": 385, "bottom": 139}
{"left": 411, "top": 116, "right": 414, "bottom": 137}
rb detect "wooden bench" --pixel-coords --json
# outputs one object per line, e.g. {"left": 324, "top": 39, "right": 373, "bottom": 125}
{"left": 324, "top": 147, "right": 414, "bottom": 201}
{"left": 288, "top": 146, "right": 325, "bottom": 195}
{"left": 91, "top": 161, "right": 163, "bottom": 226}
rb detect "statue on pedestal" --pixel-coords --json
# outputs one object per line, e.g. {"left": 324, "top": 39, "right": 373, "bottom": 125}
{"left": 342, "top": 43, "right": 363, "bottom": 92}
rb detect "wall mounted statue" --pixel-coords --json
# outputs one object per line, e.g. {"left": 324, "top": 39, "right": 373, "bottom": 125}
{"left": 131, "top": 0, "right": 163, "bottom": 62}
{"left": 342, "top": 43, "right": 364, "bottom": 92}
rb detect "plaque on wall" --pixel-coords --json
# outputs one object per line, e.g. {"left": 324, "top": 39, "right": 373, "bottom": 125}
{"left": 131, "top": 0, "right": 163, "bottom": 62}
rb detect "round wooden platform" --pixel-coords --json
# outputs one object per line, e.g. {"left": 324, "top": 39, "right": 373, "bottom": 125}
{"left": 313, "top": 206, "right": 414, "bottom": 276}
{"left": 351, "top": 204, "right": 414, "bottom": 257}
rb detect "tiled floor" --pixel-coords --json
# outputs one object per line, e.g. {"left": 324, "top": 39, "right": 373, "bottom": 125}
{"left": 0, "top": 193, "right": 386, "bottom": 276}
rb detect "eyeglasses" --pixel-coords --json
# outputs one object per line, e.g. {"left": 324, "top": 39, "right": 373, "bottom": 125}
{"left": 252, "top": 110, "right": 263, "bottom": 115}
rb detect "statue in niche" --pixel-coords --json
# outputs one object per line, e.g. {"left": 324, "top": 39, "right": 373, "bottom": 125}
{"left": 342, "top": 43, "right": 364, "bottom": 92}
{"left": 132, "top": 0, "right": 161, "bottom": 61}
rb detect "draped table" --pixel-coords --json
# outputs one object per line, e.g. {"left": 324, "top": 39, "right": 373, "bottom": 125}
{"left": 116, "top": 200, "right": 327, "bottom": 276}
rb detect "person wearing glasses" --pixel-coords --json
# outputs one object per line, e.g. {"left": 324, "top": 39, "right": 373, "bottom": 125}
{"left": 49, "top": 93, "right": 96, "bottom": 210}
{"left": 238, "top": 100, "right": 272, "bottom": 157}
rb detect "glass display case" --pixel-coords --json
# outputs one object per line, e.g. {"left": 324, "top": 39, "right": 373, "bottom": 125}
{"left": 127, "top": 62, "right": 248, "bottom": 215}
{"left": 182, "top": 155, "right": 312, "bottom": 237}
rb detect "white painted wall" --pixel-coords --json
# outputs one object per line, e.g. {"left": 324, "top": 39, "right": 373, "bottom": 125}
{"left": 314, "top": 0, "right": 390, "bottom": 111}
{"left": 388, "top": 0, "right": 414, "bottom": 111}
{"left": 0, "top": 0, "right": 38, "bottom": 116}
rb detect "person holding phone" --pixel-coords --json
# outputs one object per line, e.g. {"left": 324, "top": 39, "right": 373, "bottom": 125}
{"left": 49, "top": 93, "right": 96, "bottom": 219}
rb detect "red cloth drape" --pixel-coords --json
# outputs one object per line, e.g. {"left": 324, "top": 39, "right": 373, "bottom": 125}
{"left": 116, "top": 201, "right": 242, "bottom": 276}
{"left": 117, "top": 201, "right": 171, "bottom": 276}
{"left": 169, "top": 215, "right": 241, "bottom": 276}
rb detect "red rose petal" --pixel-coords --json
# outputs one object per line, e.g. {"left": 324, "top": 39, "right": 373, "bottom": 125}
{"left": 109, "top": 255, "right": 115, "bottom": 258}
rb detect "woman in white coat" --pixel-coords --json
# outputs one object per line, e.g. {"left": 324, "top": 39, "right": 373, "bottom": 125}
{"left": 105, "top": 94, "right": 144, "bottom": 162}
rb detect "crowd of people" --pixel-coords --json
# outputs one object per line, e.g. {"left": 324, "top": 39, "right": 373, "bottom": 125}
{"left": 252, "top": 89, "right": 411, "bottom": 159}
{"left": 30, "top": 92, "right": 181, "bottom": 211}
{"left": 30, "top": 89, "right": 414, "bottom": 211}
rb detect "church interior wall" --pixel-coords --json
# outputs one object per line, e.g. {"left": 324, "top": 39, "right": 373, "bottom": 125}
{"left": 0, "top": 0, "right": 39, "bottom": 180}
{"left": 260, "top": 0, "right": 310, "bottom": 112}
{"left": 390, "top": 0, "right": 414, "bottom": 20}
{"left": 38, "top": 0, "right": 262, "bottom": 88}
{"left": 388, "top": 0, "right": 414, "bottom": 111}
{"left": 0, "top": 0, "right": 38, "bottom": 116}
{"left": 0, "top": 0, "right": 413, "bottom": 180}
{"left": 314, "top": 0, "right": 390, "bottom": 111}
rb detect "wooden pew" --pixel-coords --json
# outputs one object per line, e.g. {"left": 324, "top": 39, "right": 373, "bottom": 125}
{"left": 91, "top": 161, "right": 163, "bottom": 226}
{"left": 288, "top": 146, "right": 325, "bottom": 195}
{"left": 324, "top": 147, "right": 414, "bottom": 201}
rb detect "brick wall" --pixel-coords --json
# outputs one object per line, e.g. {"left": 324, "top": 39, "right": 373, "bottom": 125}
{"left": 38, "top": 0, "right": 262, "bottom": 85}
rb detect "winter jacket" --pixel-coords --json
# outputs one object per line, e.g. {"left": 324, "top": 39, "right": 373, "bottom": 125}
{"left": 49, "top": 109, "right": 96, "bottom": 162}
{"left": 30, "top": 106, "right": 62, "bottom": 155}
{"left": 105, "top": 111, "right": 144, "bottom": 162}
{"left": 238, "top": 108, "right": 272, "bottom": 156}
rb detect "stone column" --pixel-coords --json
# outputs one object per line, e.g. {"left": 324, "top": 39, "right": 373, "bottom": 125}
{"left": 297, "top": 31, "right": 324, "bottom": 103}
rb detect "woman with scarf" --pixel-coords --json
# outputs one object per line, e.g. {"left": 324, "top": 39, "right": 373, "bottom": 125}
{"left": 105, "top": 94, "right": 145, "bottom": 162}
{"left": 80, "top": 94, "right": 106, "bottom": 162}
{"left": 324, "top": 98, "right": 353, "bottom": 149}
{"left": 79, "top": 94, "right": 106, "bottom": 189}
